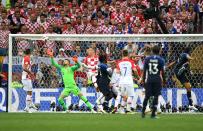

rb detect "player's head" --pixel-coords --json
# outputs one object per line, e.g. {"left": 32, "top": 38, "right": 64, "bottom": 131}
{"left": 184, "top": 47, "right": 191, "bottom": 54}
{"left": 99, "top": 52, "right": 107, "bottom": 63}
{"left": 88, "top": 48, "right": 95, "bottom": 56}
{"left": 24, "top": 49, "right": 31, "bottom": 55}
{"left": 122, "top": 50, "right": 128, "bottom": 57}
{"left": 152, "top": 45, "right": 161, "bottom": 55}
{"left": 63, "top": 59, "right": 70, "bottom": 66}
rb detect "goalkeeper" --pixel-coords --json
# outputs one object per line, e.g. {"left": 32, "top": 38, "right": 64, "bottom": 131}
{"left": 47, "top": 50, "right": 96, "bottom": 113}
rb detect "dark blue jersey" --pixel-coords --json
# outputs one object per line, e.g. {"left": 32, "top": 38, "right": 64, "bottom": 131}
{"left": 143, "top": 55, "right": 165, "bottom": 83}
{"left": 175, "top": 53, "right": 189, "bottom": 70}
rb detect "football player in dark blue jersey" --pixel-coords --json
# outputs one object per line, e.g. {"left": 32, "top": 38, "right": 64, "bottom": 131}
{"left": 174, "top": 47, "right": 198, "bottom": 111}
{"left": 96, "top": 53, "right": 115, "bottom": 112}
{"left": 141, "top": 45, "right": 165, "bottom": 118}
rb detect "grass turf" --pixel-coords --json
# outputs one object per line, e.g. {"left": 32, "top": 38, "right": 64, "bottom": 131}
{"left": 0, "top": 113, "right": 203, "bottom": 131}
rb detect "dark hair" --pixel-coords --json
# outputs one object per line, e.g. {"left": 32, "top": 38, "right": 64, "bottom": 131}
{"left": 64, "top": 59, "right": 70, "bottom": 63}
{"left": 184, "top": 47, "right": 191, "bottom": 54}
{"left": 50, "top": 8, "right": 55, "bottom": 12}
{"left": 152, "top": 45, "right": 161, "bottom": 55}
{"left": 122, "top": 50, "right": 128, "bottom": 57}
{"left": 40, "top": 13, "right": 47, "bottom": 17}
{"left": 99, "top": 53, "right": 107, "bottom": 63}
{"left": 24, "top": 49, "right": 31, "bottom": 55}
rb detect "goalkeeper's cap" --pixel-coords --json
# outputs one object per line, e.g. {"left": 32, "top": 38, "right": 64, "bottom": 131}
{"left": 59, "top": 48, "right": 65, "bottom": 52}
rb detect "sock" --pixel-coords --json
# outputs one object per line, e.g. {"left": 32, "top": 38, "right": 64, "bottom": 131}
{"left": 58, "top": 98, "right": 67, "bottom": 110}
{"left": 102, "top": 101, "right": 109, "bottom": 111}
{"left": 152, "top": 96, "right": 158, "bottom": 117}
{"left": 120, "top": 100, "right": 126, "bottom": 111}
{"left": 114, "top": 95, "right": 121, "bottom": 108}
{"left": 157, "top": 96, "right": 161, "bottom": 111}
{"left": 187, "top": 91, "right": 193, "bottom": 106}
{"left": 142, "top": 96, "right": 150, "bottom": 113}
{"left": 80, "top": 96, "right": 92, "bottom": 110}
{"left": 26, "top": 95, "right": 32, "bottom": 108}
{"left": 96, "top": 93, "right": 104, "bottom": 104}
{"left": 126, "top": 97, "right": 133, "bottom": 111}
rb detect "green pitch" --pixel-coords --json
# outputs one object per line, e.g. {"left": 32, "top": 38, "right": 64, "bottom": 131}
{"left": 0, "top": 113, "right": 203, "bottom": 131}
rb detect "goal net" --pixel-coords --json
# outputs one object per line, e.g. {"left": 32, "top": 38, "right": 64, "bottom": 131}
{"left": 8, "top": 34, "right": 203, "bottom": 112}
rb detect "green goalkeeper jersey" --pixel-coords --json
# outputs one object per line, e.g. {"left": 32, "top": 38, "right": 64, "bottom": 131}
{"left": 51, "top": 58, "right": 80, "bottom": 88}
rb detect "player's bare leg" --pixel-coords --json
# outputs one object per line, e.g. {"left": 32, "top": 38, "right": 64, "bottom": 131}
{"left": 126, "top": 96, "right": 134, "bottom": 113}
{"left": 24, "top": 91, "right": 38, "bottom": 113}
{"left": 119, "top": 96, "right": 127, "bottom": 114}
{"left": 184, "top": 82, "right": 198, "bottom": 111}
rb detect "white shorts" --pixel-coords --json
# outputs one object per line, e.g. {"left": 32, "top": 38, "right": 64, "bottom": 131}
{"left": 120, "top": 84, "right": 134, "bottom": 97}
{"left": 87, "top": 72, "right": 97, "bottom": 83}
{"left": 22, "top": 79, "right": 32, "bottom": 91}
{"left": 112, "top": 84, "right": 121, "bottom": 96}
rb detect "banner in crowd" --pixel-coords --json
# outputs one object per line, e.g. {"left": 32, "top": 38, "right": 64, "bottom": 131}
{"left": 0, "top": 87, "right": 203, "bottom": 112}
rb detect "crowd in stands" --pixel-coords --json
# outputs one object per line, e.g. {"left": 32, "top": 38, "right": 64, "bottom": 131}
{"left": 0, "top": 0, "right": 203, "bottom": 88}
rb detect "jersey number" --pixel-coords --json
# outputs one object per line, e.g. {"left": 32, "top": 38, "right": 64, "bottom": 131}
{"left": 123, "top": 67, "right": 127, "bottom": 76}
{"left": 149, "top": 63, "right": 158, "bottom": 74}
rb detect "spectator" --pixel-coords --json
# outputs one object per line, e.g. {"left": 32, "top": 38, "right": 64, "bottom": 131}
{"left": 160, "top": 0, "right": 170, "bottom": 13}
{"left": 0, "top": 22, "right": 10, "bottom": 56}
{"left": 50, "top": 66, "right": 59, "bottom": 88}
{"left": 77, "top": 15, "right": 92, "bottom": 34}
{"left": 124, "top": 42, "right": 138, "bottom": 56}
{"left": 91, "top": 18, "right": 101, "bottom": 33}
{"left": 16, "top": 25, "right": 31, "bottom": 54}
{"left": 9, "top": 9, "right": 26, "bottom": 34}
{"left": 56, "top": 48, "right": 68, "bottom": 58}
{"left": 187, "top": 5, "right": 196, "bottom": 33}
{"left": 25, "top": 13, "right": 40, "bottom": 33}
{"left": 37, "top": 13, "right": 49, "bottom": 30}
{"left": 71, "top": 45, "right": 85, "bottom": 57}
{"left": 100, "top": 18, "right": 114, "bottom": 34}
{"left": 0, "top": 10, "right": 10, "bottom": 26}
{"left": 166, "top": 20, "right": 177, "bottom": 34}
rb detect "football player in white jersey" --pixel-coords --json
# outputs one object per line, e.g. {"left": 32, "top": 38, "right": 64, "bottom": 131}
{"left": 22, "top": 49, "right": 37, "bottom": 113}
{"left": 110, "top": 61, "right": 121, "bottom": 113}
{"left": 116, "top": 50, "right": 139, "bottom": 113}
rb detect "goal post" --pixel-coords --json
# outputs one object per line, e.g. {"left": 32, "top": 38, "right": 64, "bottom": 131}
{"left": 7, "top": 34, "right": 203, "bottom": 112}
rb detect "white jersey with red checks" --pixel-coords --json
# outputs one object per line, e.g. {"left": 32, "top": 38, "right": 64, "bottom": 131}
{"left": 83, "top": 55, "right": 99, "bottom": 73}
{"left": 62, "top": 29, "right": 76, "bottom": 50}
{"left": 22, "top": 55, "right": 32, "bottom": 80}
{"left": 25, "top": 20, "right": 40, "bottom": 33}
{"left": 101, "top": 25, "right": 114, "bottom": 34}
{"left": 117, "top": 58, "right": 135, "bottom": 85}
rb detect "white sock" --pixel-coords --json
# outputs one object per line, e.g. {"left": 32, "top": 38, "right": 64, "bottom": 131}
{"left": 126, "top": 97, "right": 133, "bottom": 111}
{"left": 120, "top": 100, "right": 126, "bottom": 110}
{"left": 96, "top": 92, "right": 104, "bottom": 104}
{"left": 114, "top": 95, "right": 121, "bottom": 108}
{"left": 26, "top": 95, "right": 32, "bottom": 108}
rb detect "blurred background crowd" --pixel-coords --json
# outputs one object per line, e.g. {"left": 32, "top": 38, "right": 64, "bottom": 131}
{"left": 0, "top": 0, "right": 203, "bottom": 88}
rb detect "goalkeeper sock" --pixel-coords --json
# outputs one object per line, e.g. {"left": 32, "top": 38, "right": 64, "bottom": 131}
{"left": 80, "top": 96, "right": 92, "bottom": 110}
{"left": 187, "top": 91, "right": 193, "bottom": 106}
{"left": 26, "top": 95, "right": 32, "bottom": 108}
{"left": 58, "top": 98, "right": 67, "bottom": 111}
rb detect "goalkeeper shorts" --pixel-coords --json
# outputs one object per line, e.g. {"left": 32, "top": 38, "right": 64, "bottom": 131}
{"left": 62, "top": 86, "right": 81, "bottom": 96}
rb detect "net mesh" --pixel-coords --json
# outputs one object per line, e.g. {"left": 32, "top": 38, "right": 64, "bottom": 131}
{"left": 9, "top": 34, "right": 203, "bottom": 112}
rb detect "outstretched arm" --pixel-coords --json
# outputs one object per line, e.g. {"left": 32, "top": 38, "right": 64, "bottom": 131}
{"left": 47, "top": 49, "right": 62, "bottom": 69}
{"left": 71, "top": 56, "right": 81, "bottom": 71}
